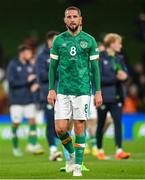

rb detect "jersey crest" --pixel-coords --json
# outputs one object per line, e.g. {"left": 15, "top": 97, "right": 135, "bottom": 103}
{"left": 80, "top": 41, "right": 88, "bottom": 49}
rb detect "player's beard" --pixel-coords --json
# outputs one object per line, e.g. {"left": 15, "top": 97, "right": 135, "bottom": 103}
{"left": 67, "top": 23, "right": 79, "bottom": 33}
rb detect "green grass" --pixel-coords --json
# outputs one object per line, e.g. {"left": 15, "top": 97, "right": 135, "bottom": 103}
{"left": 0, "top": 139, "right": 145, "bottom": 179}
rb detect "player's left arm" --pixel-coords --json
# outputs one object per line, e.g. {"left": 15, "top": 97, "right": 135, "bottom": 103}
{"left": 90, "top": 38, "right": 103, "bottom": 108}
{"left": 116, "top": 57, "right": 128, "bottom": 81}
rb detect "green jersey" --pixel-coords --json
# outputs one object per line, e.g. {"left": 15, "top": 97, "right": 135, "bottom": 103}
{"left": 50, "top": 30, "right": 99, "bottom": 96}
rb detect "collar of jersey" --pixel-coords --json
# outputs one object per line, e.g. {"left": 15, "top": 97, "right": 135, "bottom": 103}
{"left": 66, "top": 30, "right": 82, "bottom": 37}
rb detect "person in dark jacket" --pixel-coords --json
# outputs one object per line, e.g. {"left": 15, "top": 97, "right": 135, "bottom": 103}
{"left": 96, "top": 33, "right": 131, "bottom": 160}
{"left": 7, "top": 45, "right": 44, "bottom": 157}
{"left": 36, "top": 31, "right": 62, "bottom": 161}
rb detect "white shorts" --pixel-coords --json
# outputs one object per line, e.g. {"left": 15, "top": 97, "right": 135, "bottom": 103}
{"left": 10, "top": 104, "right": 36, "bottom": 123}
{"left": 55, "top": 94, "right": 90, "bottom": 120}
{"left": 88, "top": 95, "right": 111, "bottom": 120}
{"left": 88, "top": 95, "right": 97, "bottom": 119}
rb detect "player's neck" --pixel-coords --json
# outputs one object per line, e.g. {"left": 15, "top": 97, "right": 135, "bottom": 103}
{"left": 19, "top": 57, "right": 26, "bottom": 64}
{"left": 106, "top": 48, "right": 115, "bottom": 56}
{"left": 67, "top": 28, "right": 81, "bottom": 36}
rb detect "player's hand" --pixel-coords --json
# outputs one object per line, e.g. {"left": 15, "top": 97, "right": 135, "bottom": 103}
{"left": 47, "top": 90, "right": 57, "bottom": 106}
{"left": 94, "top": 91, "right": 103, "bottom": 108}
{"left": 30, "top": 83, "right": 39, "bottom": 92}
{"left": 27, "top": 74, "right": 36, "bottom": 82}
{"left": 116, "top": 70, "right": 128, "bottom": 81}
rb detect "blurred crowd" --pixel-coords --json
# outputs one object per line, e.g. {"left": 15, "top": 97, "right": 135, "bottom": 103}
{"left": 0, "top": 29, "right": 145, "bottom": 114}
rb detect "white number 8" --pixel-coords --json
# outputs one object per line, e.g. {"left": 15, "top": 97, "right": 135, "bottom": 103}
{"left": 70, "top": 46, "right": 76, "bottom": 56}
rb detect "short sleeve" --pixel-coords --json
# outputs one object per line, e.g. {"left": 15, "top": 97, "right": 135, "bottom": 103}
{"left": 50, "top": 36, "right": 59, "bottom": 60}
{"left": 89, "top": 38, "right": 99, "bottom": 61}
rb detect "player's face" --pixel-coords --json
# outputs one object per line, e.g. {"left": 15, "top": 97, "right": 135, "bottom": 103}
{"left": 23, "top": 50, "right": 33, "bottom": 61}
{"left": 110, "top": 39, "right": 122, "bottom": 52}
{"left": 64, "top": 10, "right": 82, "bottom": 32}
{"left": 99, "top": 44, "right": 105, "bottom": 52}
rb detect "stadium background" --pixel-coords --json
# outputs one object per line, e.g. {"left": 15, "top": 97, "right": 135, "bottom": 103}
{"left": 0, "top": 0, "right": 144, "bottom": 65}
{"left": 0, "top": 0, "right": 145, "bottom": 179}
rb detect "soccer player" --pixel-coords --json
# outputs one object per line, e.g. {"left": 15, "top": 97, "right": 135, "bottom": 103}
{"left": 85, "top": 43, "right": 112, "bottom": 156}
{"left": 7, "top": 45, "right": 43, "bottom": 156}
{"left": 47, "top": 6, "right": 102, "bottom": 176}
{"left": 85, "top": 98, "right": 112, "bottom": 156}
{"left": 36, "top": 31, "right": 62, "bottom": 161}
{"left": 96, "top": 33, "right": 131, "bottom": 160}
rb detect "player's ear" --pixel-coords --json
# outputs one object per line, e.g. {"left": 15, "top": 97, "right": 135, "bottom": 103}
{"left": 80, "top": 16, "right": 82, "bottom": 25}
{"left": 64, "top": 17, "right": 67, "bottom": 25}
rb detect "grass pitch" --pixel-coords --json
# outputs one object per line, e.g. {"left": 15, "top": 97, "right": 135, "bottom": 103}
{"left": 0, "top": 139, "right": 145, "bottom": 179}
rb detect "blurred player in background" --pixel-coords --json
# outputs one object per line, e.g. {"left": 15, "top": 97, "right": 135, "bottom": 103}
{"left": 85, "top": 42, "right": 112, "bottom": 156}
{"left": 96, "top": 33, "right": 131, "bottom": 160}
{"left": 48, "top": 6, "right": 102, "bottom": 176}
{"left": 7, "top": 45, "right": 44, "bottom": 157}
{"left": 36, "top": 31, "right": 62, "bottom": 161}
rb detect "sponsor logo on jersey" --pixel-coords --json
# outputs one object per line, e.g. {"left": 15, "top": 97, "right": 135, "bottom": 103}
{"left": 80, "top": 41, "right": 88, "bottom": 49}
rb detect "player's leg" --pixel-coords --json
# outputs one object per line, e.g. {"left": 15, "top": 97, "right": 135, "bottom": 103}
{"left": 60, "top": 119, "right": 89, "bottom": 172}
{"left": 45, "top": 104, "right": 62, "bottom": 161}
{"left": 73, "top": 120, "right": 86, "bottom": 176}
{"left": 72, "top": 95, "right": 90, "bottom": 176}
{"left": 12, "top": 123, "right": 19, "bottom": 149}
{"left": 87, "top": 119, "right": 98, "bottom": 155}
{"left": 60, "top": 119, "right": 73, "bottom": 171}
{"left": 86, "top": 95, "right": 98, "bottom": 156}
{"left": 28, "top": 117, "right": 37, "bottom": 145}
{"left": 103, "top": 112, "right": 113, "bottom": 133}
{"left": 109, "top": 103, "right": 130, "bottom": 160}
{"left": 55, "top": 94, "right": 75, "bottom": 172}
{"left": 96, "top": 104, "right": 108, "bottom": 160}
{"left": 55, "top": 120, "right": 74, "bottom": 155}
{"left": 55, "top": 119, "right": 75, "bottom": 173}
{"left": 10, "top": 105, "right": 23, "bottom": 157}
{"left": 25, "top": 104, "right": 44, "bottom": 154}
{"left": 55, "top": 94, "right": 74, "bottom": 154}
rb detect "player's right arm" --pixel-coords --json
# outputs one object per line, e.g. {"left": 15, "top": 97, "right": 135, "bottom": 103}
{"left": 47, "top": 37, "right": 59, "bottom": 106}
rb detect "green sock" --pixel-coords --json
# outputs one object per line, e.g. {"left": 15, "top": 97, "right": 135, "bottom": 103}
{"left": 90, "top": 136, "right": 97, "bottom": 148}
{"left": 12, "top": 126, "right": 18, "bottom": 148}
{"left": 59, "top": 132, "right": 74, "bottom": 154}
{"left": 74, "top": 135, "right": 86, "bottom": 165}
{"left": 28, "top": 124, "right": 37, "bottom": 145}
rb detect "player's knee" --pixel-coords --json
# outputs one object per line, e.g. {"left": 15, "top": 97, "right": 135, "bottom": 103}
{"left": 74, "top": 120, "right": 85, "bottom": 135}
{"left": 55, "top": 126, "right": 67, "bottom": 135}
{"left": 29, "top": 118, "right": 36, "bottom": 125}
{"left": 12, "top": 123, "right": 19, "bottom": 128}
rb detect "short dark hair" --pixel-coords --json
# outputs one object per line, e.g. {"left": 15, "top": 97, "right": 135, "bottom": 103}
{"left": 65, "top": 6, "right": 81, "bottom": 16}
{"left": 46, "top": 31, "right": 59, "bottom": 40}
{"left": 18, "top": 44, "right": 31, "bottom": 53}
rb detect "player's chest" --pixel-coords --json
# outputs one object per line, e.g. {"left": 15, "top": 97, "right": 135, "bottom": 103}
{"left": 15, "top": 64, "right": 34, "bottom": 76}
{"left": 101, "top": 58, "right": 117, "bottom": 73}
{"left": 59, "top": 39, "right": 90, "bottom": 57}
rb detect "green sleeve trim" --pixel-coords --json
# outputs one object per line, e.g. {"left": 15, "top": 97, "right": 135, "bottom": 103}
{"left": 49, "top": 59, "right": 59, "bottom": 90}
{"left": 91, "top": 60, "right": 101, "bottom": 91}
